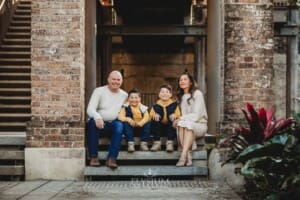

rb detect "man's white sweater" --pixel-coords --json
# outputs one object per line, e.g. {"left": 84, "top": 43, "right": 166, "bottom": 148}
{"left": 87, "top": 85, "right": 128, "bottom": 121}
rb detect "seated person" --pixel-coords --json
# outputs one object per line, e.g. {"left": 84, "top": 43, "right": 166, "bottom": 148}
{"left": 86, "top": 71, "right": 128, "bottom": 169}
{"left": 118, "top": 89, "right": 150, "bottom": 152}
{"left": 149, "top": 84, "right": 181, "bottom": 152}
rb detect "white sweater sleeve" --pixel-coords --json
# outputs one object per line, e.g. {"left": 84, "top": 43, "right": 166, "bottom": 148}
{"left": 86, "top": 88, "right": 103, "bottom": 120}
{"left": 180, "top": 90, "right": 207, "bottom": 122}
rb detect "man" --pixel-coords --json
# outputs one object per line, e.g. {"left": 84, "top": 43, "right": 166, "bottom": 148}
{"left": 87, "top": 71, "right": 128, "bottom": 169}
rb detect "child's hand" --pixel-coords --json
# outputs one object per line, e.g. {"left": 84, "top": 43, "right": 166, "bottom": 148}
{"left": 128, "top": 118, "right": 136, "bottom": 127}
{"left": 152, "top": 113, "right": 161, "bottom": 121}
{"left": 169, "top": 114, "right": 177, "bottom": 122}
{"left": 172, "top": 119, "right": 179, "bottom": 128}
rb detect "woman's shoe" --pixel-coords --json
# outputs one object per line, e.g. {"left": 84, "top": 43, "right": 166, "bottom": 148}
{"left": 186, "top": 151, "right": 193, "bottom": 166}
{"left": 176, "top": 153, "right": 187, "bottom": 167}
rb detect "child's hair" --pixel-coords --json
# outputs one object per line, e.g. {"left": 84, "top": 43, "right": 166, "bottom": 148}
{"left": 128, "top": 88, "right": 141, "bottom": 97}
{"left": 160, "top": 84, "right": 172, "bottom": 93}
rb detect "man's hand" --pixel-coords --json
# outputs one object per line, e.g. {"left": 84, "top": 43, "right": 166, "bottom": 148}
{"left": 169, "top": 114, "right": 177, "bottom": 122}
{"left": 95, "top": 119, "right": 105, "bottom": 129}
{"left": 152, "top": 113, "right": 161, "bottom": 121}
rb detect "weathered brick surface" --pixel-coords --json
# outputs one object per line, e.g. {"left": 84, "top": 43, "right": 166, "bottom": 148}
{"left": 28, "top": 0, "right": 85, "bottom": 148}
{"left": 221, "top": 1, "right": 274, "bottom": 133}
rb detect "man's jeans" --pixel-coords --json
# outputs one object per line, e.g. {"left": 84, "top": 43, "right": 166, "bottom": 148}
{"left": 87, "top": 118, "right": 123, "bottom": 160}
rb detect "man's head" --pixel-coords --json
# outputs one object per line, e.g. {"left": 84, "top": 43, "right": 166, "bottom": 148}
{"left": 107, "top": 71, "right": 123, "bottom": 92}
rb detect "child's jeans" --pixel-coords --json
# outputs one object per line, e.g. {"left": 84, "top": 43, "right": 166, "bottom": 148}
{"left": 123, "top": 122, "right": 151, "bottom": 142}
{"left": 151, "top": 120, "right": 176, "bottom": 141}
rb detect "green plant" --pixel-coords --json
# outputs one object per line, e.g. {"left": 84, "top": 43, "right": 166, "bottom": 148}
{"left": 220, "top": 103, "right": 299, "bottom": 200}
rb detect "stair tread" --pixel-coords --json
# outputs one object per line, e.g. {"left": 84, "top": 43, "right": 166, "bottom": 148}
{"left": 97, "top": 151, "right": 207, "bottom": 160}
{"left": 0, "top": 80, "right": 31, "bottom": 83}
{"left": 0, "top": 166, "right": 24, "bottom": 175}
{"left": 0, "top": 150, "right": 24, "bottom": 160}
{"left": 0, "top": 96, "right": 31, "bottom": 99}
{"left": 3, "top": 38, "right": 31, "bottom": 42}
{"left": 0, "top": 134, "right": 26, "bottom": 145}
{"left": 0, "top": 51, "right": 30, "bottom": 55}
{"left": 0, "top": 88, "right": 30, "bottom": 92}
{"left": 85, "top": 165, "right": 208, "bottom": 176}
{"left": 0, "top": 65, "right": 30, "bottom": 69}
{"left": 0, "top": 113, "right": 31, "bottom": 117}
{"left": 0, "top": 104, "right": 30, "bottom": 108}
{"left": 0, "top": 72, "right": 30, "bottom": 76}
{"left": 0, "top": 122, "right": 27, "bottom": 126}
{"left": 0, "top": 58, "right": 30, "bottom": 61}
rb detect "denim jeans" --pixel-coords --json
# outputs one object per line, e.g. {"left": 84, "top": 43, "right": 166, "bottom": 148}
{"left": 151, "top": 120, "right": 176, "bottom": 141}
{"left": 123, "top": 122, "right": 151, "bottom": 142}
{"left": 87, "top": 118, "right": 123, "bottom": 160}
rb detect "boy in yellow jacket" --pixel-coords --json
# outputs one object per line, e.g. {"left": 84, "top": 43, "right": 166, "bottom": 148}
{"left": 118, "top": 89, "right": 150, "bottom": 152}
{"left": 149, "top": 84, "right": 181, "bottom": 152}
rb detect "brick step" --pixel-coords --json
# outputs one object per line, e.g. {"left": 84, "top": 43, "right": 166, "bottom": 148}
{"left": 84, "top": 165, "right": 208, "bottom": 178}
{"left": 0, "top": 80, "right": 31, "bottom": 88}
{"left": 0, "top": 96, "right": 31, "bottom": 104}
{"left": 97, "top": 151, "right": 207, "bottom": 161}
{"left": 0, "top": 104, "right": 30, "bottom": 113}
{"left": 0, "top": 58, "right": 30, "bottom": 65}
{"left": 5, "top": 32, "right": 31, "bottom": 39}
{"left": 0, "top": 123, "right": 27, "bottom": 132}
{"left": 0, "top": 45, "right": 31, "bottom": 52}
{"left": 7, "top": 26, "right": 31, "bottom": 32}
{"left": 0, "top": 65, "right": 30, "bottom": 73}
{"left": 0, "top": 51, "right": 30, "bottom": 59}
{"left": 2, "top": 38, "right": 31, "bottom": 45}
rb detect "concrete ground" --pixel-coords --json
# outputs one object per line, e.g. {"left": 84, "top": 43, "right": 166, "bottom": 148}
{"left": 0, "top": 180, "right": 241, "bottom": 200}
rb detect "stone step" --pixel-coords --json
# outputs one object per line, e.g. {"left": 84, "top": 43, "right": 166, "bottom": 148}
{"left": 0, "top": 104, "right": 31, "bottom": 113}
{"left": 97, "top": 151, "right": 207, "bottom": 161}
{"left": 10, "top": 20, "right": 31, "bottom": 27}
{"left": 0, "top": 45, "right": 31, "bottom": 52}
{"left": 0, "top": 58, "right": 31, "bottom": 65}
{"left": 7, "top": 26, "right": 31, "bottom": 32}
{"left": 2, "top": 38, "right": 31, "bottom": 45}
{"left": 0, "top": 65, "right": 30, "bottom": 73}
{"left": 0, "top": 150, "right": 24, "bottom": 160}
{"left": 0, "top": 134, "right": 26, "bottom": 145}
{"left": 0, "top": 51, "right": 30, "bottom": 58}
{"left": 0, "top": 123, "right": 27, "bottom": 132}
{"left": 0, "top": 166, "right": 24, "bottom": 176}
{"left": 0, "top": 96, "right": 31, "bottom": 104}
{"left": 0, "top": 80, "right": 31, "bottom": 88}
{"left": 5, "top": 32, "right": 31, "bottom": 39}
{"left": 85, "top": 165, "right": 208, "bottom": 178}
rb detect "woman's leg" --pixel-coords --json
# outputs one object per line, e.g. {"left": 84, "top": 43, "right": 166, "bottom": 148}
{"left": 177, "top": 127, "right": 185, "bottom": 150}
{"left": 182, "top": 129, "right": 194, "bottom": 155}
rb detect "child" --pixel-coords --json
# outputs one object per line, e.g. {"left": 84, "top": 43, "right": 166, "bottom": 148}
{"left": 118, "top": 89, "right": 150, "bottom": 152}
{"left": 149, "top": 84, "right": 181, "bottom": 152}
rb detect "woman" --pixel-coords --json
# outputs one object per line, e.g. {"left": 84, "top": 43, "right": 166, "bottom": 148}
{"left": 174, "top": 72, "right": 208, "bottom": 166}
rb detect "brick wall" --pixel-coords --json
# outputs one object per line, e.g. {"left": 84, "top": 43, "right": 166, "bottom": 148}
{"left": 27, "top": 0, "right": 85, "bottom": 148}
{"left": 221, "top": 0, "right": 274, "bottom": 132}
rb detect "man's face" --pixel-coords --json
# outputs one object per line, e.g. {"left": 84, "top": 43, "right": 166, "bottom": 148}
{"left": 107, "top": 72, "right": 122, "bottom": 91}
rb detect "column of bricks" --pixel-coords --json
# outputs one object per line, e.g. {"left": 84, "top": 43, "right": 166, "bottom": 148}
{"left": 27, "top": 0, "right": 85, "bottom": 148}
{"left": 222, "top": 0, "right": 274, "bottom": 132}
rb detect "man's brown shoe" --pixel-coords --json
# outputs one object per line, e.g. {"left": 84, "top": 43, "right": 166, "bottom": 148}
{"left": 106, "top": 158, "right": 118, "bottom": 169}
{"left": 89, "top": 158, "right": 100, "bottom": 167}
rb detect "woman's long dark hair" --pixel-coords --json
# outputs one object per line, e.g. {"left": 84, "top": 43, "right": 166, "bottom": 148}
{"left": 176, "top": 72, "right": 198, "bottom": 105}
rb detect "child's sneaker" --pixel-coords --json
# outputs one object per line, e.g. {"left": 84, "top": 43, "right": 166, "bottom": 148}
{"left": 140, "top": 141, "right": 149, "bottom": 151}
{"left": 166, "top": 140, "right": 174, "bottom": 152}
{"left": 128, "top": 141, "right": 135, "bottom": 152}
{"left": 150, "top": 141, "right": 161, "bottom": 151}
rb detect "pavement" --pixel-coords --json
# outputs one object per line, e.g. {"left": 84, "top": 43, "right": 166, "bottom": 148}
{"left": 0, "top": 180, "right": 242, "bottom": 200}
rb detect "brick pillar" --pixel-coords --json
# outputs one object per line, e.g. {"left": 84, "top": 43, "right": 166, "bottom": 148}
{"left": 222, "top": 0, "right": 274, "bottom": 132}
{"left": 26, "top": 0, "right": 86, "bottom": 180}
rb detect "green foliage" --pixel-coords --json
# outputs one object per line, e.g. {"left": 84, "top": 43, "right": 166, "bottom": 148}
{"left": 220, "top": 103, "right": 300, "bottom": 200}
